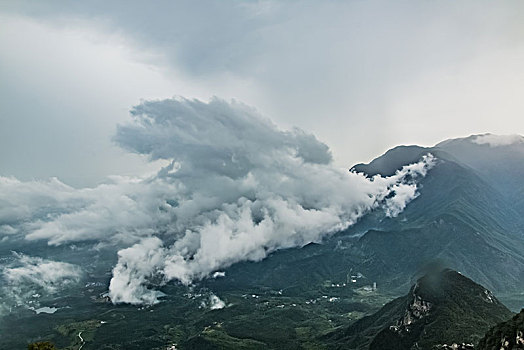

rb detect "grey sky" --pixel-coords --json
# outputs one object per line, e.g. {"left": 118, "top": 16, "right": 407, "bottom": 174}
{"left": 1, "top": 1, "right": 524, "bottom": 187}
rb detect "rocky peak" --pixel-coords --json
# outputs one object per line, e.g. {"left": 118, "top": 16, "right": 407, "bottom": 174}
{"left": 390, "top": 283, "right": 433, "bottom": 334}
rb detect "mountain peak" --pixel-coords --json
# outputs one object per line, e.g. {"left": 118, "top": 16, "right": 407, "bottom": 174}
{"left": 413, "top": 268, "right": 497, "bottom": 303}
{"left": 331, "top": 269, "right": 513, "bottom": 350}
{"left": 351, "top": 145, "right": 433, "bottom": 177}
{"left": 380, "top": 269, "right": 508, "bottom": 346}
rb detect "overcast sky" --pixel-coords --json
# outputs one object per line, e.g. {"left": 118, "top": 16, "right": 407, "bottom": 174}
{"left": 1, "top": 1, "right": 524, "bottom": 187}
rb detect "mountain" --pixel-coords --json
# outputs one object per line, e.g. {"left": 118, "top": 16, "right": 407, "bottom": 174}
{"left": 352, "top": 134, "right": 524, "bottom": 232}
{"left": 328, "top": 268, "right": 513, "bottom": 350}
{"left": 347, "top": 136, "right": 524, "bottom": 297}
{"left": 478, "top": 309, "right": 524, "bottom": 350}
{"left": 2, "top": 134, "right": 523, "bottom": 349}
{"left": 210, "top": 135, "right": 524, "bottom": 306}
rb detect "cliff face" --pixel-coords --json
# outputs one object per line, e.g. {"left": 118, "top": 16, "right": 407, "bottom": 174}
{"left": 389, "top": 283, "right": 432, "bottom": 335}
{"left": 329, "top": 269, "right": 513, "bottom": 350}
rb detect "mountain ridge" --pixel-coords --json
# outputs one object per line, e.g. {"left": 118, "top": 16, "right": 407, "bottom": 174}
{"left": 329, "top": 268, "right": 513, "bottom": 350}
{"left": 211, "top": 135, "right": 524, "bottom": 302}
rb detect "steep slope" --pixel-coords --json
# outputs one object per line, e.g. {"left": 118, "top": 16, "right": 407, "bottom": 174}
{"left": 435, "top": 134, "right": 524, "bottom": 195}
{"left": 329, "top": 269, "right": 513, "bottom": 350}
{"left": 350, "top": 139, "right": 524, "bottom": 295}
{"left": 478, "top": 309, "right": 524, "bottom": 350}
{"left": 356, "top": 156, "right": 524, "bottom": 293}
{"left": 435, "top": 133, "right": 524, "bottom": 231}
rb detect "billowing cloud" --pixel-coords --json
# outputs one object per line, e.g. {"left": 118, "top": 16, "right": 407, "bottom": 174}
{"left": 0, "top": 97, "right": 435, "bottom": 304}
{"left": 109, "top": 98, "right": 435, "bottom": 304}
{"left": 114, "top": 97, "right": 332, "bottom": 174}
{"left": 383, "top": 158, "right": 434, "bottom": 217}
{"left": 472, "top": 133, "right": 524, "bottom": 147}
{"left": 108, "top": 237, "right": 167, "bottom": 305}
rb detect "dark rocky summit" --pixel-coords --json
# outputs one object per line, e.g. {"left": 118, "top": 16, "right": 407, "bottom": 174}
{"left": 329, "top": 269, "right": 512, "bottom": 349}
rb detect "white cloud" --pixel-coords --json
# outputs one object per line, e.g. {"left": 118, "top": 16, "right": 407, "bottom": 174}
{"left": 0, "top": 175, "right": 176, "bottom": 246}
{"left": 200, "top": 293, "right": 226, "bottom": 310}
{"left": 209, "top": 294, "right": 226, "bottom": 310}
{"left": 384, "top": 154, "right": 434, "bottom": 217}
{"left": 212, "top": 271, "right": 226, "bottom": 278}
{"left": 110, "top": 98, "right": 435, "bottom": 303}
{"left": 0, "top": 98, "right": 435, "bottom": 304}
{"left": 109, "top": 237, "right": 167, "bottom": 305}
{"left": 472, "top": 133, "right": 524, "bottom": 147}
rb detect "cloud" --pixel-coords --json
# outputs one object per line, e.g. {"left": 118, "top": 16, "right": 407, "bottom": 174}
{"left": 1, "top": 253, "right": 82, "bottom": 308}
{"left": 109, "top": 237, "right": 167, "bottom": 305}
{"left": 114, "top": 97, "right": 332, "bottom": 174}
{"left": 212, "top": 271, "right": 225, "bottom": 278}
{"left": 0, "top": 97, "right": 435, "bottom": 304}
{"left": 472, "top": 133, "right": 524, "bottom": 147}
{"left": 383, "top": 156, "right": 434, "bottom": 217}
{"left": 1, "top": 1, "right": 524, "bottom": 186}
{"left": 0, "top": 176, "right": 81, "bottom": 227}
{"left": 110, "top": 97, "right": 435, "bottom": 303}
{"left": 0, "top": 175, "right": 176, "bottom": 246}
{"left": 198, "top": 293, "right": 226, "bottom": 310}
{"left": 208, "top": 294, "right": 226, "bottom": 310}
